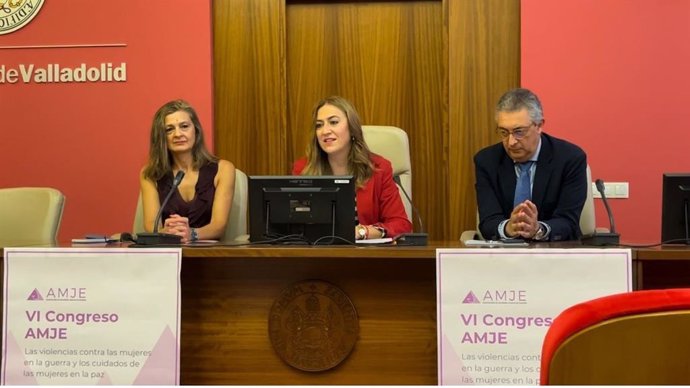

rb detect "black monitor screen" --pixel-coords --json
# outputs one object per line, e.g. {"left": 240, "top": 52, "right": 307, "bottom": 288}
{"left": 248, "top": 175, "right": 357, "bottom": 244}
{"left": 661, "top": 173, "right": 690, "bottom": 244}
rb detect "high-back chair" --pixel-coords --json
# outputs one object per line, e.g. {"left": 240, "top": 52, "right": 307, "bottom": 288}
{"left": 461, "top": 165, "right": 595, "bottom": 242}
{"left": 0, "top": 187, "right": 65, "bottom": 246}
{"left": 540, "top": 288, "right": 690, "bottom": 385}
{"left": 133, "top": 168, "right": 248, "bottom": 242}
{"left": 362, "top": 125, "right": 413, "bottom": 222}
{"left": 579, "top": 164, "right": 595, "bottom": 236}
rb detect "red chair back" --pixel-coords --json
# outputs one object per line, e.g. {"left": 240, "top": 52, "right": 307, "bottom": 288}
{"left": 541, "top": 288, "right": 690, "bottom": 385}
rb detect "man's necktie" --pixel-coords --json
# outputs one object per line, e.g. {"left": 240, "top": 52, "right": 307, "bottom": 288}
{"left": 513, "top": 162, "right": 534, "bottom": 207}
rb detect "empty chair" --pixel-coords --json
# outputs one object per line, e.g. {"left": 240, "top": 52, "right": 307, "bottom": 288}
{"left": 540, "top": 288, "right": 690, "bottom": 385}
{"left": 362, "top": 125, "right": 413, "bottom": 222}
{"left": 0, "top": 187, "right": 65, "bottom": 246}
{"left": 133, "top": 168, "right": 248, "bottom": 242}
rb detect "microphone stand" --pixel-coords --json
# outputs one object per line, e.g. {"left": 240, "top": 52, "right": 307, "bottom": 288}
{"left": 393, "top": 179, "right": 428, "bottom": 246}
{"left": 136, "top": 171, "right": 186, "bottom": 245}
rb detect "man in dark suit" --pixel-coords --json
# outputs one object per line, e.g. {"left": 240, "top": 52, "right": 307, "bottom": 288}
{"left": 474, "top": 88, "right": 587, "bottom": 241}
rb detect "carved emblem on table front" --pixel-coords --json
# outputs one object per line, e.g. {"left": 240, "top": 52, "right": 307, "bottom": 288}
{"left": 268, "top": 280, "right": 359, "bottom": 372}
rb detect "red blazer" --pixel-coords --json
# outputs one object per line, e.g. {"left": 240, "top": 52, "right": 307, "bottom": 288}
{"left": 292, "top": 154, "right": 412, "bottom": 237}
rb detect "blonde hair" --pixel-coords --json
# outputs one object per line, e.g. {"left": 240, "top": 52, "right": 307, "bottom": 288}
{"left": 301, "top": 96, "right": 373, "bottom": 188}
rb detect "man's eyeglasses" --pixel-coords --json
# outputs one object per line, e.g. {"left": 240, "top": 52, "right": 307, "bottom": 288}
{"left": 496, "top": 122, "right": 537, "bottom": 140}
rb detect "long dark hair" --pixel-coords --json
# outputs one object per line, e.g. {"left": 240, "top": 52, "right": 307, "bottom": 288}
{"left": 143, "top": 99, "right": 217, "bottom": 181}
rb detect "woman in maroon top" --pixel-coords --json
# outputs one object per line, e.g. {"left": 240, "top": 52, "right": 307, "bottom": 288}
{"left": 140, "top": 100, "right": 236, "bottom": 243}
{"left": 292, "top": 96, "right": 411, "bottom": 240}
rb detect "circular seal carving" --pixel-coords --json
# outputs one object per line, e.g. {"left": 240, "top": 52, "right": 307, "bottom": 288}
{"left": 268, "top": 280, "right": 359, "bottom": 372}
{"left": 0, "top": 0, "right": 45, "bottom": 35}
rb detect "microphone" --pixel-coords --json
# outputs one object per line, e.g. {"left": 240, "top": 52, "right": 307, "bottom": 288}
{"left": 136, "top": 170, "right": 186, "bottom": 245}
{"left": 393, "top": 180, "right": 428, "bottom": 246}
{"left": 581, "top": 179, "right": 620, "bottom": 246}
{"left": 596, "top": 179, "right": 618, "bottom": 235}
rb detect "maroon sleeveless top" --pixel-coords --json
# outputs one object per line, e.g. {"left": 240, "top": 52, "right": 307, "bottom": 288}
{"left": 156, "top": 162, "right": 218, "bottom": 228}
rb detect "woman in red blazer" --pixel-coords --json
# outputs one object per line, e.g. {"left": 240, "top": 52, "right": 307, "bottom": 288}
{"left": 292, "top": 96, "right": 412, "bottom": 240}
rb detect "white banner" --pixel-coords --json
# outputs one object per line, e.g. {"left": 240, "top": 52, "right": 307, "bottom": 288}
{"left": 437, "top": 248, "right": 631, "bottom": 385}
{"left": 2, "top": 247, "right": 181, "bottom": 385}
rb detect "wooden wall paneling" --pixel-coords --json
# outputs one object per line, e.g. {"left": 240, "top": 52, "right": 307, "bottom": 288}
{"left": 286, "top": 1, "right": 446, "bottom": 239}
{"left": 213, "top": 0, "right": 288, "bottom": 175}
{"left": 284, "top": 2, "right": 331, "bottom": 165}
{"left": 405, "top": 2, "right": 446, "bottom": 240}
{"left": 214, "top": 0, "right": 520, "bottom": 239}
{"left": 446, "top": 0, "right": 520, "bottom": 239}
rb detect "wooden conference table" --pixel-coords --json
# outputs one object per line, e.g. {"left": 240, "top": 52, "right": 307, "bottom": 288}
{"left": 178, "top": 242, "right": 690, "bottom": 384}
{"left": 2, "top": 242, "right": 690, "bottom": 384}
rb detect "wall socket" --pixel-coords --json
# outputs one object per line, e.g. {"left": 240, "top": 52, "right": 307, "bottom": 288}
{"left": 592, "top": 182, "right": 629, "bottom": 198}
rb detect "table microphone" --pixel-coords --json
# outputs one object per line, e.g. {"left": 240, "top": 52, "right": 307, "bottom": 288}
{"left": 581, "top": 179, "right": 620, "bottom": 246}
{"left": 136, "top": 170, "right": 185, "bottom": 245}
{"left": 393, "top": 180, "right": 428, "bottom": 246}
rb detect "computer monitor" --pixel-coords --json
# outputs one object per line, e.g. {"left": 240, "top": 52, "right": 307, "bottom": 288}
{"left": 661, "top": 173, "right": 690, "bottom": 244}
{"left": 248, "top": 175, "right": 357, "bottom": 244}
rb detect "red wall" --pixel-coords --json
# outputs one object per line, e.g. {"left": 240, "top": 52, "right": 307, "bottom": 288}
{"left": 522, "top": 0, "right": 690, "bottom": 243}
{"left": 0, "top": 1, "right": 213, "bottom": 241}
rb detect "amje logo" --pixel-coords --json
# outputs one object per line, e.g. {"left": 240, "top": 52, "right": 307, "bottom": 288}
{"left": 27, "top": 288, "right": 43, "bottom": 301}
{"left": 0, "top": 0, "right": 45, "bottom": 35}
{"left": 462, "top": 291, "right": 480, "bottom": 304}
{"left": 462, "top": 289, "right": 528, "bottom": 304}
